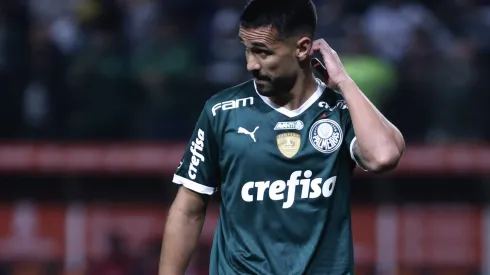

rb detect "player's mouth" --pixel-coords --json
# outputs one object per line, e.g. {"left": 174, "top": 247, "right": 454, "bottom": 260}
{"left": 254, "top": 78, "right": 270, "bottom": 84}
{"left": 252, "top": 72, "right": 270, "bottom": 82}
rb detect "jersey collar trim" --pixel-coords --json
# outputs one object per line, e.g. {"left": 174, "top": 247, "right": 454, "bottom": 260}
{"left": 254, "top": 78, "right": 327, "bottom": 118}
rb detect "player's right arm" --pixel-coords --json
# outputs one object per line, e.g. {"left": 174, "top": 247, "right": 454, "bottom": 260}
{"left": 159, "top": 187, "right": 209, "bottom": 275}
{"left": 159, "top": 105, "right": 220, "bottom": 275}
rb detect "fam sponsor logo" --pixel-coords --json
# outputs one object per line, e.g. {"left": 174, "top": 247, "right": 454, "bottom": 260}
{"left": 212, "top": 97, "right": 254, "bottom": 116}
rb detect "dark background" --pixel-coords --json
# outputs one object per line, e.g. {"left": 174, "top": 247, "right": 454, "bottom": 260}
{"left": 0, "top": 0, "right": 488, "bottom": 274}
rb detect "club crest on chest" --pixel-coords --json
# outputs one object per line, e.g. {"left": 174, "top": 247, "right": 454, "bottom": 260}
{"left": 309, "top": 119, "right": 343, "bottom": 154}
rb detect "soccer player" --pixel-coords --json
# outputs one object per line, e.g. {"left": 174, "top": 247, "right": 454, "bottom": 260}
{"left": 160, "top": 0, "right": 405, "bottom": 274}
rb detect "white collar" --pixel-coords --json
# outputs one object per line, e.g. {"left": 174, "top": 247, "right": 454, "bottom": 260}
{"left": 254, "top": 78, "right": 326, "bottom": 118}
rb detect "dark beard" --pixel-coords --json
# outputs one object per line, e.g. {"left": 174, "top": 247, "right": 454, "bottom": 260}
{"left": 255, "top": 76, "right": 296, "bottom": 104}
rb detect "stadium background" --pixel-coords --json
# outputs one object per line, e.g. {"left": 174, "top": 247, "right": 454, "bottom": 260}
{"left": 0, "top": 0, "right": 489, "bottom": 274}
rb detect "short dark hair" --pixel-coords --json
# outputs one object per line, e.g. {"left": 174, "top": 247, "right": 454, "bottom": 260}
{"left": 239, "top": 0, "right": 317, "bottom": 39}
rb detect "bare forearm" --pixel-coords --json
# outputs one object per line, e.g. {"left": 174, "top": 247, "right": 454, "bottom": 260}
{"left": 159, "top": 202, "right": 206, "bottom": 275}
{"left": 338, "top": 79, "right": 404, "bottom": 171}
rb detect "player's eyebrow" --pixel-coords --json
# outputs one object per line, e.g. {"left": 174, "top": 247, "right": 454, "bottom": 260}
{"left": 250, "top": 42, "right": 268, "bottom": 48}
{"left": 239, "top": 36, "right": 270, "bottom": 49}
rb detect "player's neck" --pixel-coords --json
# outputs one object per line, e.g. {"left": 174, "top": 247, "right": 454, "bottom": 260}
{"left": 270, "top": 69, "right": 317, "bottom": 111}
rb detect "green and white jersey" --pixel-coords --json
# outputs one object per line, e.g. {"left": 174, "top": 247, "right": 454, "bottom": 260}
{"left": 174, "top": 78, "right": 363, "bottom": 275}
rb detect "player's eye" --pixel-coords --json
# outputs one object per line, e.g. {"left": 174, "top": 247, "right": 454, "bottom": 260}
{"left": 251, "top": 48, "right": 271, "bottom": 58}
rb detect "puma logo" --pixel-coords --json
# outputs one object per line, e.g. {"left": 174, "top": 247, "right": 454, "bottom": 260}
{"left": 237, "top": 126, "right": 259, "bottom": 142}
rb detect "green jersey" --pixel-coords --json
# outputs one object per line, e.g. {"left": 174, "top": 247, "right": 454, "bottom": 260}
{"left": 173, "top": 78, "right": 364, "bottom": 275}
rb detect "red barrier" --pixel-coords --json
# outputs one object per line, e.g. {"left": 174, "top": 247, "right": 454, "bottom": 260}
{"left": 0, "top": 143, "right": 487, "bottom": 175}
{"left": 0, "top": 202, "right": 485, "bottom": 269}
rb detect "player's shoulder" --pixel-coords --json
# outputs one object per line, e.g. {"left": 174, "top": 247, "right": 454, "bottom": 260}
{"left": 206, "top": 79, "right": 255, "bottom": 106}
{"left": 317, "top": 84, "right": 349, "bottom": 113}
{"left": 315, "top": 80, "right": 351, "bottom": 126}
{"left": 203, "top": 79, "right": 256, "bottom": 117}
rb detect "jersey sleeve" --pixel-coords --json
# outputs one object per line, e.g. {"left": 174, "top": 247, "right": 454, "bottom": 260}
{"left": 344, "top": 110, "right": 368, "bottom": 171}
{"left": 172, "top": 106, "right": 220, "bottom": 195}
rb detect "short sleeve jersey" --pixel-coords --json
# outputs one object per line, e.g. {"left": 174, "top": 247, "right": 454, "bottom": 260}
{"left": 174, "top": 78, "right": 363, "bottom": 275}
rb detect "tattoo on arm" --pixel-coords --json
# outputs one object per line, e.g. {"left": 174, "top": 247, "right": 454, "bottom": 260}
{"left": 352, "top": 139, "right": 369, "bottom": 171}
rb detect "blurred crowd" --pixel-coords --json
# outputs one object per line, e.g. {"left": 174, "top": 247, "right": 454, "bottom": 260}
{"left": 84, "top": 233, "right": 210, "bottom": 275}
{"left": 0, "top": 232, "right": 212, "bottom": 275}
{"left": 0, "top": 0, "right": 489, "bottom": 142}
{"left": 0, "top": 1, "right": 488, "bottom": 274}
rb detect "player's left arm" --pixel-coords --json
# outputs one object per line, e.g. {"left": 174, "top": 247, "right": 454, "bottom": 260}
{"left": 311, "top": 39, "right": 405, "bottom": 173}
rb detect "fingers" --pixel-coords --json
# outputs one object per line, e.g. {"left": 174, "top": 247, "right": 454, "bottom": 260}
{"left": 311, "top": 58, "right": 329, "bottom": 81}
{"left": 310, "top": 40, "right": 323, "bottom": 55}
{"left": 311, "top": 58, "right": 325, "bottom": 71}
{"left": 311, "top": 39, "right": 329, "bottom": 51}
{"left": 314, "top": 40, "right": 337, "bottom": 53}
{"left": 310, "top": 40, "right": 331, "bottom": 80}
{"left": 312, "top": 39, "right": 329, "bottom": 48}
{"left": 310, "top": 39, "right": 336, "bottom": 61}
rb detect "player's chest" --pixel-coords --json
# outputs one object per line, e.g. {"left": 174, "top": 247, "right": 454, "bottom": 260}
{"left": 219, "top": 111, "right": 345, "bottom": 163}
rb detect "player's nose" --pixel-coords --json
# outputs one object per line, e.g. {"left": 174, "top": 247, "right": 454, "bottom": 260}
{"left": 246, "top": 55, "right": 261, "bottom": 72}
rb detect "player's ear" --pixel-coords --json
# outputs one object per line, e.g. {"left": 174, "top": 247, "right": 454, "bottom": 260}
{"left": 296, "top": 36, "right": 312, "bottom": 61}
